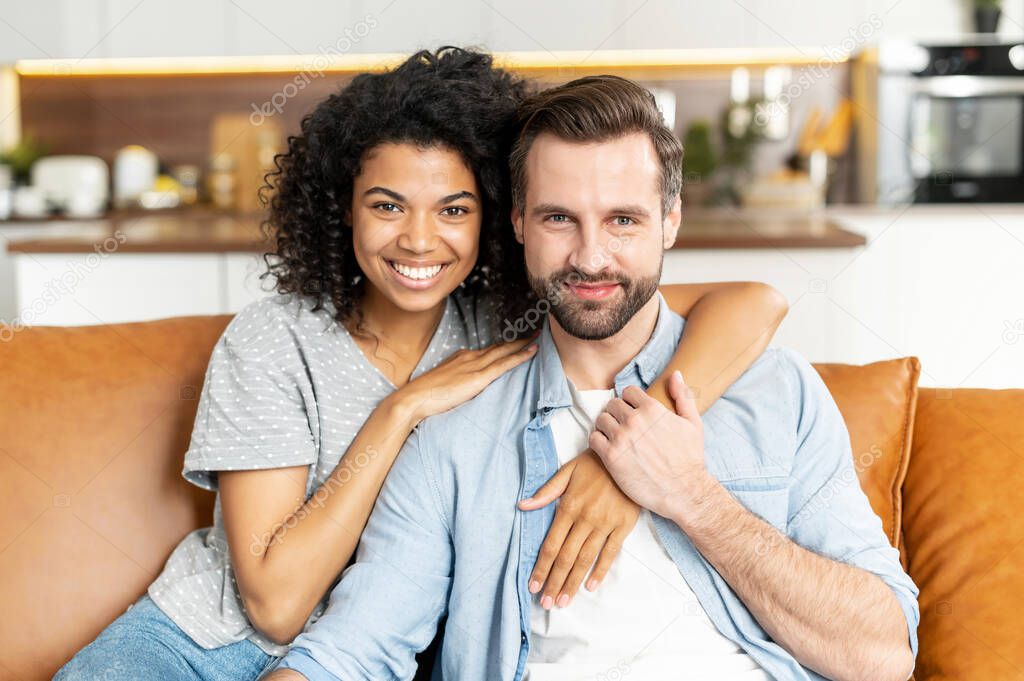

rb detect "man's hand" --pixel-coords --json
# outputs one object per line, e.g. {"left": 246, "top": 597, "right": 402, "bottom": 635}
{"left": 589, "top": 370, "right": 713, "bottom": 520}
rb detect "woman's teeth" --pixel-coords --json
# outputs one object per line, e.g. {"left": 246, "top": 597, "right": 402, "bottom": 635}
{"left": 388, "top": 260, "right": 445, "bottom": 280}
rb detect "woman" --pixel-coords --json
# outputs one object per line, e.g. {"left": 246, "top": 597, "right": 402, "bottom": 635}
{"left": 55, "top": 47, "right": 787, "bottom": 681}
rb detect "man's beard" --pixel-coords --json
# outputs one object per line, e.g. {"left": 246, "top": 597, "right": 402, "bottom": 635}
{"left": 528, "top": 264, "right": 661, "bottom": 341}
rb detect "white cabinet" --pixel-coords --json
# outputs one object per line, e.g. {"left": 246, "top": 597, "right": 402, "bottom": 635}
{"left": 224, "top": 252, "right": 273, "bottom": 311}
{"left": 0, "top": 1, "right": 66, "bottom": 62}
{"left": 661, "top": 208, "right": 1024, "bottom": 390}
{"left": 10, "top": 251, "right": 276, "bottom": 327}
{"left": 14, "top": 253, "right": 225, "bottom": 325}
{"left": 7, "top": 0, "right": 1024, "bottom": 63}
{"left": 662, "top": 247, "right": 852, "bottom": 366}
{"left": 831, "top": 208, "right": 1024, "bottom": 390}
{"left": 96, "top": 0, "right": 230, "bottom": 58}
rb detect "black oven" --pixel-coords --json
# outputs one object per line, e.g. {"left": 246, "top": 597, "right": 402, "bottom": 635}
{"left": 859, "top": 40, "right": 1024, "bottom": 204}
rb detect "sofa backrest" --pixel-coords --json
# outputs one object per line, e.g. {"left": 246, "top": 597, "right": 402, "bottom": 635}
{"left": 902, "top": 387, "right": 1024, "bottom": 678}
{"left": 0, "top": 316, "right": 228, "bottom": 681}
{"left": 1, "top": 315, "right": 1018, "bottom": 680}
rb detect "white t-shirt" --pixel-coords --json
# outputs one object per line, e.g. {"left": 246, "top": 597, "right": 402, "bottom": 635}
{"left": 524, "top": 381, "right": 771, "bottom": 681}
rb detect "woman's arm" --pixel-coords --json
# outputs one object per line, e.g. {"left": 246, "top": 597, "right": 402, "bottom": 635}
{"left": 652, "top": 281, "right": 789, "bottom": 412}
{"left": 220, "top": 339, "right": 536, "bottom": 645}
{"left": 522, "top": 281, "right": 788, "bottom": 609}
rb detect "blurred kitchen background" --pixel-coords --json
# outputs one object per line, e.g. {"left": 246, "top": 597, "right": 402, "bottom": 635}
{"left": 0, "top": 0, "right": 1022, "bottom": 389}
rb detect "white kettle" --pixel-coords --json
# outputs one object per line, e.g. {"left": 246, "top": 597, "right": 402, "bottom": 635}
{"left": 113, "top": 145, "right": 158, "bottom": 208}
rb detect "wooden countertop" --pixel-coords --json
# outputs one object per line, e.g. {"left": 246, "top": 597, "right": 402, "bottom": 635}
{"left": 674, "top": 209, "right": 865, "bottom": 249}
{"left": 3, "top": 206, "right": 866, "bottom": 254}
{"left": 3, "top": 208, "right": 271, "bottom": 254}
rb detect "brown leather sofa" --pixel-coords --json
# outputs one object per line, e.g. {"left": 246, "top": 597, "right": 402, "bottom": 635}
{"left": 1, "top": 315, "right": 1021, "bottom": 680}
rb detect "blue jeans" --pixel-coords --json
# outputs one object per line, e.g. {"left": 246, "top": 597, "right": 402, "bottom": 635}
{"left": 54, "top": 595, "right": 275, "bottom": 681}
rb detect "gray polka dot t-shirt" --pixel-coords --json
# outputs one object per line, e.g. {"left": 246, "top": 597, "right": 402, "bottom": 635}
{"left": 148, "top": 288, "right": 495, "bottom": 656}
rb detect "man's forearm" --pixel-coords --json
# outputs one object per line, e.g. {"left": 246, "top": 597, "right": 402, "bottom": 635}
{"left": 672, "top": 476, "right": 913, "bottom": 681}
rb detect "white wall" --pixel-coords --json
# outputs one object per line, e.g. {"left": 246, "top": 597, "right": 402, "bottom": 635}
{"left": 1, "top": 0, "right": 1023, "bottom": 63}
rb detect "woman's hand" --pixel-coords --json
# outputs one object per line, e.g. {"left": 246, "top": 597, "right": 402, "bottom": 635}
{"left": 395, "top": 337, "right": 538, "bottom": 428}
{"left": 518, "top": 449, "right": 640, "bottom": 609}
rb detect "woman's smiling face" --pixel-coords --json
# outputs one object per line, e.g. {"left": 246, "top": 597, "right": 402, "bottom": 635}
{"left": 350, "top": 142, "right": 482, "bottom": 313}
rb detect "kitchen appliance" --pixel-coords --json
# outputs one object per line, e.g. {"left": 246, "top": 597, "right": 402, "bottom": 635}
{"left": 113, "top": 145, "right": 158, "bottom": 208}
{"left": 12, "top": 186, "right": 47, "bottom": 218}
{"left": 31, "top": 155, "right": 109, "bottom": 216}
{"left": 853, "top": 39, "right": 1024, "bottom": 204}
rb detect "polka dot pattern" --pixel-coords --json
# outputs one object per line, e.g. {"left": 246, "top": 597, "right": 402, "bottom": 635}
{"left": 148, "top": 287, "right": 495, "bottom": 655}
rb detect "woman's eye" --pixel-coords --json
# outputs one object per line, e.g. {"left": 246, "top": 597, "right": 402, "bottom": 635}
{"left": 441, "top": 206, "right": 468, "bottom": 217}
{"left": 374, "top": 202, "right": 400, "bottom": 212}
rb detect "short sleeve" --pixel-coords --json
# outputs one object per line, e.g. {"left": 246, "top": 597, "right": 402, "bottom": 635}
{"left": 778, "top": 348, "right": 921, "bottom": 662}
{"left": 182, "top": 299, "right": 318, "bottom": 490}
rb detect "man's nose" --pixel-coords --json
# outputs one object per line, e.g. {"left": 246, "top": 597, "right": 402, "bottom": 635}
{"left": 570, "top": 223, "right": 614, "bottom": 275}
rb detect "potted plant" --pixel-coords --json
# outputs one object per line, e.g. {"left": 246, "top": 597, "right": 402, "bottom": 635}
{"left": 681, "top": 121, "right": 718, "bottom": 207}
{"left": 972, "top": 0, "right": 1002, "bottom": 33}
{"left": 716, "top": 97, "right": 767, "bottom": 206}
{"left": 0, "top": 136, "right": 48, "bottom": 186}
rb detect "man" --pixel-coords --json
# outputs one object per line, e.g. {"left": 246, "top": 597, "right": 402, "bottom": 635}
{"left": 266, "top": 75, "right": 919, "bottom": 681}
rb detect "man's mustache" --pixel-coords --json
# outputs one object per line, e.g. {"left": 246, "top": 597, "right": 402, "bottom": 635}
{"left": 547, "top": 269, "right": 630, "bottom": 287}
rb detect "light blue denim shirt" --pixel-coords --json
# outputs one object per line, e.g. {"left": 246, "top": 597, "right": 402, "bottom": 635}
{"left": 277, "top": 293, "right": 919, "bottom": 681}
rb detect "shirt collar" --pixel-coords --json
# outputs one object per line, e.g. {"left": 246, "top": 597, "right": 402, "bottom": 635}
{"left": 534, "top": 292, "right": 682, "bottom": 415}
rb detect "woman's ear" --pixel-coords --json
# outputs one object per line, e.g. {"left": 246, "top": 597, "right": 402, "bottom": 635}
{"left": 662, "top": 195, "right": 682, "bottom": 250}
{"left": 343, "top": 208, "right": 352, "bottom": 228}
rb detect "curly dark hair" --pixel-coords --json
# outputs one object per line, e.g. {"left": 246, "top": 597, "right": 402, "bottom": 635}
{"left": 260, "top": 46, "right": 535, "bottom": 337}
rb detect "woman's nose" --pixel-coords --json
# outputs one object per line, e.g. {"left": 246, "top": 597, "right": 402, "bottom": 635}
{"left": 397, "top": 212, "right": 439, "bottom": 253}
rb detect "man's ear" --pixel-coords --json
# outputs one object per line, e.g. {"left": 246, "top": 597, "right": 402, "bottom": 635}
{"left": 511, "top": 206, "right": 525, "bottom": 245}
{"left": 662, "top": 195, "right": 682, "bottom": 250}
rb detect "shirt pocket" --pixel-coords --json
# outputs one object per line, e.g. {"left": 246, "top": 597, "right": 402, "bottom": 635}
{"left": 720, "top": 479, "right": 790, "bottom": 534}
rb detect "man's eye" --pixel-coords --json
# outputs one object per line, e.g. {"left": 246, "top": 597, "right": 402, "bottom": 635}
{"left": 613, "top": 216, "right": 634, "bottom": 226}
{"left": 547, "top": 214, "right": 570, "bottom": 223}
{"left": 374, "top": 202, "right": 400, "bottom": 212}
{"left": 441, "top": 206, "right": 468, "bottom": 216}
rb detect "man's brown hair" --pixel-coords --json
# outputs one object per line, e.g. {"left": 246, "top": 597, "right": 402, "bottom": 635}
{"left": 509, "top": 74, "right": 683, "bottom": 215}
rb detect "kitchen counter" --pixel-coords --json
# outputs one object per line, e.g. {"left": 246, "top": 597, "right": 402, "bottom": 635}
{"left": 3, "top": 206, "right": 867, "bottom": 253}
{"left": 674, "top": 209, "right": 865, "bottom": 249}
{"left": 2, "top": 208, "right": 270, "bottom": 254}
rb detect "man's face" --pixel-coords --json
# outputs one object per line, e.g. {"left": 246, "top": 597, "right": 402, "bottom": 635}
{"left": 512, "top": 131, "right": 681, "bottom": 340}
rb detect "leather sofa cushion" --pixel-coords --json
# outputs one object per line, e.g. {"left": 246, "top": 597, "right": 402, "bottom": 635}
{"left": 903, "top": 388, "right": 1024, "bottom": 679}
{"left": 815, "top": 357, "right": 921, "bottom": 551}
{"left": 0, "top": 316, "right": 229, "bottom": 681}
